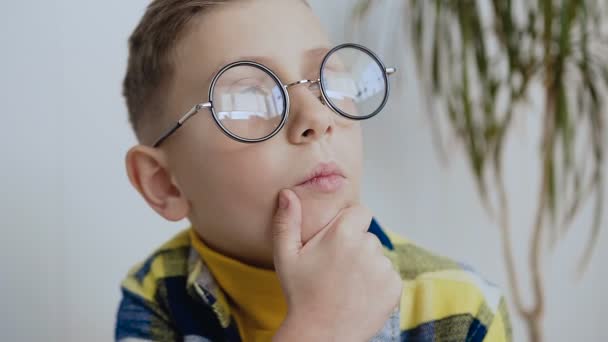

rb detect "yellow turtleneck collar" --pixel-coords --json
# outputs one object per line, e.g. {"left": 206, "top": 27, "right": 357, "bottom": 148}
{"left": 189, "top": 229, "right": 287, "bottom": 341}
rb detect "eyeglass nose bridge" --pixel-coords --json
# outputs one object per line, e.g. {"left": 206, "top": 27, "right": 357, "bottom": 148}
{"left": 284, "top": 78, "right": 321, "bottom": 89}
{"left": 284, "top": 78, "right": 326, "bottom": 107}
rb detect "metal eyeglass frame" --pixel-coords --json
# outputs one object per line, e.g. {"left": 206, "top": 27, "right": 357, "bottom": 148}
{"left": 152, "top": 43, "right": 397, "bottom": 147}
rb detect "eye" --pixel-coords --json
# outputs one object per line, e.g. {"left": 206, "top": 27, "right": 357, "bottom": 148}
{"left": 325, "top": 60, "right": 348, "bottom": 73}
{"left": 228, "top": 78, "right": 268, "bottom": 93}
{"left": 242, "top": 85, "right": 263, "bottom": 93}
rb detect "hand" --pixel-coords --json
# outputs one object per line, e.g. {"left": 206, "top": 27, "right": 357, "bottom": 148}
{"left": 272, "top": 189, "right": 402, "bottom": 341}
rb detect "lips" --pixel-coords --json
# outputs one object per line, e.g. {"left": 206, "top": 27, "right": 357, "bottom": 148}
{"left": 296, "top": 162, "right": 346, "bottom": 193}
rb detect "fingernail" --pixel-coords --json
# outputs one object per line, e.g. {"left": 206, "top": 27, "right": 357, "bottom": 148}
{"left": 279, "top": 191, "right": 289, "bottom": 209}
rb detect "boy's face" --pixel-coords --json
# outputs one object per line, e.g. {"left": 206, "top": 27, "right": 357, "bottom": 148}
{"left": 145, "top": 0, "right": 363, "bottom": 267}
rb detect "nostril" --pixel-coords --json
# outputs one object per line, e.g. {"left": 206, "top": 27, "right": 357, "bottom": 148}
{"left": 302, "top": 128, "right": 314, "bottom": 137}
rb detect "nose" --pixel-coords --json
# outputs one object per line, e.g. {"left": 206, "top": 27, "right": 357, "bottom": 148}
{"left": 284, "top": 80, "right": 333, "bottom": 145}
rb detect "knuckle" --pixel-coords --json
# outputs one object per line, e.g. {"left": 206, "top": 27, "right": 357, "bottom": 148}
{"left": 392, "top": 272, "right": 403, "bottom": 291}
{"left": 272, "top": 211, "right": 288, "bottom": 225}
{"left": 393, "top": 279, "right": 403, "bottom": 300}
{"left": 271, "top": 220, "right": 289, "bottom": 237}
{"left": 332, "top": 224, "right": 348, "bottom": 242}
{"left": 380, "top": 255, "right": 396, "bottom": 273}
{"left": 363, "top": 233, "right": 381, "bottom": 253}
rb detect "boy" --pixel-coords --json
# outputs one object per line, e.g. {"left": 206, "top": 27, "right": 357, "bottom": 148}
{"left": 116, "top": 0, "right": 512, "bottom": 341}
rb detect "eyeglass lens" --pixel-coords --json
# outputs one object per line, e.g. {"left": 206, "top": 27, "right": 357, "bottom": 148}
{"left": 211, "top": 46, "right": 387, "bottom": 141}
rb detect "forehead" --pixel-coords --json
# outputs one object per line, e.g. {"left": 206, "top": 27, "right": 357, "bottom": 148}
{"left": 172, "top": 0, "right": 332, "bottom": 86}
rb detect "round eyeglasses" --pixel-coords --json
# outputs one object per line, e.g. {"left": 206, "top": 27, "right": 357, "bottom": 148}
{"left": 152, "top": 43, "right": 397, "bottom": 147}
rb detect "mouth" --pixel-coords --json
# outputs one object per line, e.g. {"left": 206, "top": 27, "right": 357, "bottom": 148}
{"left": 295, "top": 161, "right": 346, "bottom": 193}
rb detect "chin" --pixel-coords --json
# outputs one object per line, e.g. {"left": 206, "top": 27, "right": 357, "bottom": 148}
{"left": 297, "top": 194, "right": 350, "bottom": 244}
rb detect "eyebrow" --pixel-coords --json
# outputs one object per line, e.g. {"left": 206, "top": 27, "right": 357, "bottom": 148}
{"left": 194, "top": 46, "right": 332, "bottom": 96}
{"left": 210, "top": 46, "right": 332, "bottom": 80}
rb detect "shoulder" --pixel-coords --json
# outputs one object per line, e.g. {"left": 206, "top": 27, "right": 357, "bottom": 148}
{"left": 384, "top": 230, "right": 512, "bottom": 341}
{"left": 115, "top": 229, "right": 194, "bottom": 341}
{"left": 120, "top": 229, "right": 192, "bottom": 302}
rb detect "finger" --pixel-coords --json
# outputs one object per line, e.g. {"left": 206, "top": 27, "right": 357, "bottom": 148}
{"left": 271, "top": 189, "right": 303, "bottom": 266}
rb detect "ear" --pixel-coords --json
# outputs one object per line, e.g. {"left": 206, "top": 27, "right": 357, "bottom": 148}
{"left": 125, "top": 145, "right": 189, "bottom": 221}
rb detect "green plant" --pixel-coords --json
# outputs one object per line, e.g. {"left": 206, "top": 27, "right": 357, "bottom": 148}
{"left": 355, "top": 1, "right": 607, "bottom": 341}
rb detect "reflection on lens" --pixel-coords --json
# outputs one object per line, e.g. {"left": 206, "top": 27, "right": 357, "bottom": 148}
{"left": 321, "top": 46, "right": 387, "bottom": 118}
{"left": 212, "top": 64, "right": 286, "bottom": 140}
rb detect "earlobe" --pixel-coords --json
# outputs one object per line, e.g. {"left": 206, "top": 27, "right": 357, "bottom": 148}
{"left": 125, "top": 145, "right": 190, "bottom": 221}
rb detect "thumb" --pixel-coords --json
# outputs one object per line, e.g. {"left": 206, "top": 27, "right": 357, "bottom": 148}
{"left": 272, "top": 189, "right": 302, "bottom": 266}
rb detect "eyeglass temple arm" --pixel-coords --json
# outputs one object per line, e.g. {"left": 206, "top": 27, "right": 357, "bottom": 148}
{"left": 152, "top": 102, "right": 212, "bottom": 147}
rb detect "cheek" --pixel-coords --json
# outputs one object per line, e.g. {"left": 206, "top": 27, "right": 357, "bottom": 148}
{"left": 177, "top": 144, "right": 281, "bottom": 225}
{"left": 337, "top": 122, "right": 364, "bottom": 174}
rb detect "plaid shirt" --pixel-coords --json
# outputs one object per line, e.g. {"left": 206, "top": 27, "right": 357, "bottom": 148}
{"left": 115, "top": 219, "right": 512, "bottom": 341}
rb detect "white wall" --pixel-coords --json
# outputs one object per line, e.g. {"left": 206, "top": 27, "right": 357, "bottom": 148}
{"left": 0, "top": 1, "right": 605, "bottom": 341}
